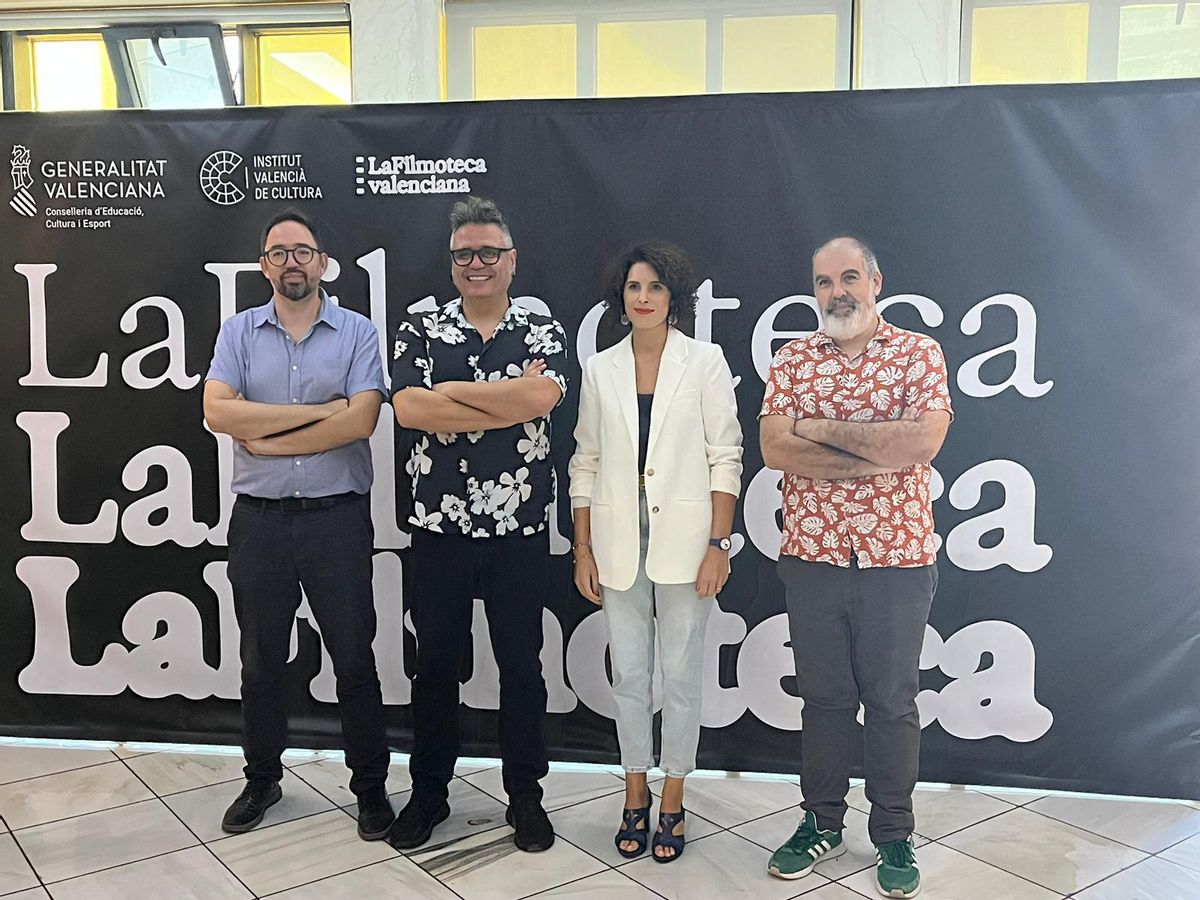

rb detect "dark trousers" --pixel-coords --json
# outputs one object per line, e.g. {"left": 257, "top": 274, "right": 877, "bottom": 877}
{"left": 407, "top": 527, "right": 550, "bottom": 806}
{"left": 227, "top": 493, "right": 389, "bottom": 796}
{"left": 778, "top": 556, "right": 937, "bottom": 844}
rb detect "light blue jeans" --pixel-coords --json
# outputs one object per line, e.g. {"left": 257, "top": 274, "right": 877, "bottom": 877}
{"left": 601, "top": 492, "right": 713, "bottom": 778}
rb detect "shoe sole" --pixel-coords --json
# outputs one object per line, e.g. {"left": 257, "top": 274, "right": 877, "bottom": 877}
{"left": 220, "top": 785, "right": 282, "bottom": 834}
{"left": 387, "top": 806, "right": 450, "bottom": 850}
{"left": 358, "top": 818, "right": 395, "bottom": 841}
{"left": 505, "top": 808, "right": 555, "bottom": 852}
{"left": 876, "top": 883, "right": 919, "bottom": 899}
{"left": 767, "top": 841, "right": 847, "bottom": 880}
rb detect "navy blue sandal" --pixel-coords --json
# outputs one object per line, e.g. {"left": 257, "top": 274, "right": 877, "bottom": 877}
{"left": 652, "top": 808, "right": 686, "bottom": 863}
{"left": 614, "top": 788, "right": 652, "bottom": 859}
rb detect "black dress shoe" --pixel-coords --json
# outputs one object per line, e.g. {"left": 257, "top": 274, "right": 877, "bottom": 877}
{"left": 506, "top": 795, "right": 555, "bottom": 852}
{"left": 386, "top": 795, "right": 450, "bottom": 849}
{"left": 221, "top": 778, "right": 282, "bottom": 833}
{"left": 356, "top": 786, "right": 395, "bottom": 840}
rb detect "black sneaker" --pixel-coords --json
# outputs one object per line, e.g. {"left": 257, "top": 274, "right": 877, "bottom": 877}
{"left": 386, "top": 795, "right": 450, "bottom": 850}
{"left": 221, "top": 778, "right": 282, "bottom": 834}
{"left": 506, "top": 795, "right": 554, "bottom": 852}
{"left": 356, "top": 786, "right": 395, "bottom": 841}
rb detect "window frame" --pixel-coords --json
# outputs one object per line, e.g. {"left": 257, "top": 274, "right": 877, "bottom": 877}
{"left": 445, "top": 0, "right": 853, "bottom": 100}
{"left": 103, "top": 23, "right": 236, "bottom": 108}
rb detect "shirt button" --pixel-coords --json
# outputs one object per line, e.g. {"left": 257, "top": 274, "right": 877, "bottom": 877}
{"left": 651, "top": 506, "right": 660, "bottom": 513}
{"left": 292, "top": 365, "right": 298, "bottom": 371}
{"left": 295, "top": 460, "right": 301, "bottom": 466}
{"left": 292, "top": 398, "right": 298, "bottom": 403}
{"left": 293, "top": 490, "right": 300, "bottom": 497}
{"left": 646, "top": 468, "right": 655, "bottom": 476}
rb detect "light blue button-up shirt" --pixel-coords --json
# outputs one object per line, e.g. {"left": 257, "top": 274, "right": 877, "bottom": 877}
{"left": 206, "top": 293, "right": 386, "bottom": 498}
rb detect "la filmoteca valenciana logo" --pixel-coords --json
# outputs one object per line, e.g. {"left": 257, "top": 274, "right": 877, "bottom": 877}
{"left": 199, "top": 150, "right": 247, "bottom": 205}
{"left": 10, "top": 145, "right": 36, "bottom": 217}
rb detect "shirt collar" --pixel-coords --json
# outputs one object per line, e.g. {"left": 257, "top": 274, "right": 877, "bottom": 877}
{"left": 252, "top": 289, "right": 338, "bottom": 330}
{"left": 444, "top": 296, "right": 528, "bottom": 333}
{"left": 815, "top": 315, "right": 896, "bottom": 351}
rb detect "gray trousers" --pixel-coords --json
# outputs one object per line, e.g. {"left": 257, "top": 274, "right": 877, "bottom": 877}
{"left": 778, "top": 555, "right": 937, "bottom": 844}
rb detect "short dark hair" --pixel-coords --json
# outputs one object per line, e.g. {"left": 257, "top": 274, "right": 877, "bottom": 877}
{"left": 448, "top": 196, "right": 512, "bottom": 244}
{"left": 260, "top": 208, "right": 322, "bottom": 253}
{"left": 600, "top": 241, "right": 699, "bottom": 334}
{"left": 813, "top": 234, "right": 879, "bottom": 278}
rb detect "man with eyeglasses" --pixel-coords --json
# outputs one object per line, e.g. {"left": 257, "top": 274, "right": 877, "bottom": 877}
{"left": 203, "top": 208, "right": 394, "bottom": 841}
{"left": 388, "top": 196, "right": 568, "bottom": 852}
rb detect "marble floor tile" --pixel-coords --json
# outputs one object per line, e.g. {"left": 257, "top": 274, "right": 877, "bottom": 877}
{"left": 1160, "top": 831, "right": 1200, "bottom": 873}
{"left": 6, "top": 890, "right": 49, "bottom": 900}
{"left": 978, "top": 786, "right": 1047, "bottom": 806}
{"left": 657, "top": 773, "right": 802, "bottom": 829}
{"left": 0, "top": 745, "right": 116, "bottom": 786}
{"left": 123, "top": 750, "right": 248, "bottom": 796}
{"left": 548, "top": 791, "right": 721, "bottom": 866}
{"left": 410, "top": 825, "right": 606, "bottom": 900}
{"left": 846, "top": 783, "right": 1015, "bottom": 840}
{"left": 940, "top": 805, "right": 1147, "bottom": 895}
{"left": 732, "top": 804, "right": 929, "bottom": 882}
{"left": 463, "top": 767, "right": 623, "bottom": 812}
{"left": 841, "top": 841, "right": 1059, "bottom": 900}
{"left": 455, "top": 758, "right": 501, "bottom": 777}
{"left": 0, "top": 831, "right": 39, "bottom": 894}
{"left": 374, "top": 779, "right": 510, "bottom": 853}
{"left": 45, "top": 845, "right": 251, "bottom": 900}
{"left": 208, "top": 808, "right": 395, "bottom": 895}
{"left": 270, "top": 856, "right": 460, "bottom": 899}
{"left": 798, "top": 886, "right": 874, "bottom": 900}
{"left": 622, "top": 830, "right": 829, "bottom": 899}
{"left": 1073, "top": 855, "right": 1200, "bottom": 899}
{"left": 109, "top": 744, "right": 157, "bottom": 759}
{"left": 0, "top": 761, "right": 154, "bottom": 830}
{"left": 16, "top": 798, "right": 196, "bottom": 884}
{"left": 290, "top": 756, "right": 413, "bottom": 807}
{"left": 526, "top": 869, "right": 664, "bottom": 898}
{"left": 1026, "top": 794, "right": 1200, "bottom": 853}
{"left": 165, "top": 768, "right": 336, "bottom": 843}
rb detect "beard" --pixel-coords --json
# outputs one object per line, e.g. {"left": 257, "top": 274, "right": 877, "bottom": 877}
{"left": 277, "top": 272, "right": 314, "bottom": 301}
{"left": 822, "top": 295, "right": 873, "bottom": 340}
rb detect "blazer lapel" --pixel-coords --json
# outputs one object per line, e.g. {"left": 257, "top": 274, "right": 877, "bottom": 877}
{"left": 646, "top": 329, "right": 689, "bottom": 461}
{"left": 610, "top": 335, "right": 639, "bottom": 450}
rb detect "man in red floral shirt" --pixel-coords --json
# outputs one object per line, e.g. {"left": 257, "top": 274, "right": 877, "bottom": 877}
{"left": 759, "top": 237, "right": 952, "bottom": 899}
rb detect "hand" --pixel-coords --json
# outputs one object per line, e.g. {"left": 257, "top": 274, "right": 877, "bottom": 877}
{"left": 695, "top": 546, "right": 729, "bottom": 598}
{"left": 792, "top": 416, "right": 818, "bottom": 438}
{"left": 236, "top": 437, "right": 273, "bottom": 456}
{"left": 522, "top": 358, "right": 547, "bottom": 378}
{"left": 901, "top": 404, "right": 920, "bottom": 421}
{"left": 574, "top": 551, "right": 602, "bottom": 606}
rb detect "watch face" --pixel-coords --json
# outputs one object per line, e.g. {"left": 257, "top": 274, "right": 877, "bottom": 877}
{"left": 714, "top": 537, "right": 731, "bottom": 550}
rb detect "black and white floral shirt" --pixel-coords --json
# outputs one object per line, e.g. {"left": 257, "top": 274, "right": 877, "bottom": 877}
{"left": 391, "top": 298, "right": 569, "bottom": 538}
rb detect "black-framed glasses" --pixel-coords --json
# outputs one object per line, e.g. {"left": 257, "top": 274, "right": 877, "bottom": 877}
{"left": 450, "top": 246, "right": 514, "bottom": 266}
{"left": 263, "top": 245, "right": 319, "bottom": 267}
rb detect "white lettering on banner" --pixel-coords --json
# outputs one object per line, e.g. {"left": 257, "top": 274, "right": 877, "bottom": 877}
{"left": 119, "top": 296, "right": 198, "bottom": 390}
{"left": 18, "top": 263, "right": 108, "bottom": 387}
{"left": 946, "top": 460, "right": 1053, "bottom": 573}
{"left": 121, "top": 446, "right": 209, "bottom": 548}
{"left": 918, "top": 622, "right": 1053, "bottom": 741}
{"left": 19, "top": 411, "right": 119, "bottom": 544}
{"left": 958, "top": 293, "right": 1053, "bottom": 398}
{"left": 750, "top": 294, "right": 821, "bottom": 384}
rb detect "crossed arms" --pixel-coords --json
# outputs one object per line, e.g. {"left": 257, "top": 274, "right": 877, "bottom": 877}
{"left": 759, "top": 408, "right": 951, "bottom": 479}
{"left": 203, "top": 380, "right": 382, "bottom": 455}
{"left": 392, "top": 360, "right": 562, "bottom": 433}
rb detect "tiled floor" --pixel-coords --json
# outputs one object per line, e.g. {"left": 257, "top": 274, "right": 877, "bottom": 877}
{"left": 2, "top": 739, "right": 1199, "bottom": 899}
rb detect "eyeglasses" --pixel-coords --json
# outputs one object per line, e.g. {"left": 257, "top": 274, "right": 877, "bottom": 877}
{"left": 263, "top": 245, "right": 319, "bottom": 267}
{"left": 450, "top": 246, "right": 514, "bottom": 267}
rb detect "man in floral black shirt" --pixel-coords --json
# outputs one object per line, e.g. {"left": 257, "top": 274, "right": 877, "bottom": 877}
{"left": 388, "top": 197, "right": 567, "bottom": 852}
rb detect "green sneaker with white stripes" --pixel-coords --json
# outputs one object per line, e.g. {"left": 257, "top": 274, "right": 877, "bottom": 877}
{"left": 766, "top": 810, "right": 845, "bottom": 879}
{"left": 875, "top": 836, "right": 920, "bottom": 898}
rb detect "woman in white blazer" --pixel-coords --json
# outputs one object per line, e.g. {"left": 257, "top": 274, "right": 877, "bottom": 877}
{"left": 569, "top": 242, "right": 742, "bottom": 862}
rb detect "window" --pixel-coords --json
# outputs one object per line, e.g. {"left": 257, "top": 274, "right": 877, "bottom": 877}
{"left": 105, "top": 25, "right": 235, "bottom": 109}
{"left": 964, "top": 1, "right": 1200, "bottom": 83}
{"left": 446, "top": 1, "right": 852, "bottom": 100}
{"left": 13, "top": 34, "right": 119, "bottom": 111}
{"left": 250, "top": 27, "right": 351, "bottom": 106}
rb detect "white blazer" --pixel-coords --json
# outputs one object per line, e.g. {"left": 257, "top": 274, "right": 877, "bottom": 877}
{"left": 568, "top": 329, "right": 743, "bottom": 591}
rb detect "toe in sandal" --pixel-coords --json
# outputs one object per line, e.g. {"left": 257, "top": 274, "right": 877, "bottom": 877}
{"left": 652, "top": 808, "right": 686, "bottom": 863}
{"left": 614, "top": 789, "right": 652, "bottom": 859}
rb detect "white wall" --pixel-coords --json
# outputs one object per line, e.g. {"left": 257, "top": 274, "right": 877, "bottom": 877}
{"left": 349, "top": 0, "right": 441, "bottom": 103}
{"left": 858, "top": 0, "right": 961, "bottom": 89}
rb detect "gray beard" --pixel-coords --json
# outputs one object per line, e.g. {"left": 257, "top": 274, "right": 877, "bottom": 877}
{"left": 279, "top": 277, "right": 313, "bottom": 301}
{"left": 822, "top": 300, "right": 872, "bottom": 340}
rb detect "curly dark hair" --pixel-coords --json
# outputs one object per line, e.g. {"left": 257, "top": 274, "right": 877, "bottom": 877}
{"left": 599, "top": 242, "right": 699, "bottom": 338}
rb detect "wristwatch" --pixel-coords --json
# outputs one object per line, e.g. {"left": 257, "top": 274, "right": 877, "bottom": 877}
{"left": 709, "top": 537, "right": 732, "bottom": 551}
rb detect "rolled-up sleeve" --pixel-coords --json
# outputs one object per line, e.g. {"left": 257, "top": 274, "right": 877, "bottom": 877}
{"left": 701, "top": 343, "right": 743, "bottom": 497}
{"left": 567, "top": 358, "right": 601, "bottom": 509}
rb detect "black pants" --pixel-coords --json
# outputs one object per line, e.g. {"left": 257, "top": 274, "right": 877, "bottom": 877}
{"left": 407, "top": 527, "right": 550, "bottom": 806}
{"left": 227, "top": 493, "right": 389, "bottom": 796}
{"left": 778, "top": 556, "right": 937, "bottom": 844}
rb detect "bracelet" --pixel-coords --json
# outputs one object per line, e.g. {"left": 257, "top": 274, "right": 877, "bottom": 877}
{"left": 572, "top": 542, "right": 592, "bottom": 559}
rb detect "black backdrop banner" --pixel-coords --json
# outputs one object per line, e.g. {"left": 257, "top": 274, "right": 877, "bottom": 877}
{"left": 2, "top": 80, "right": 1199, "bottom": 800}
